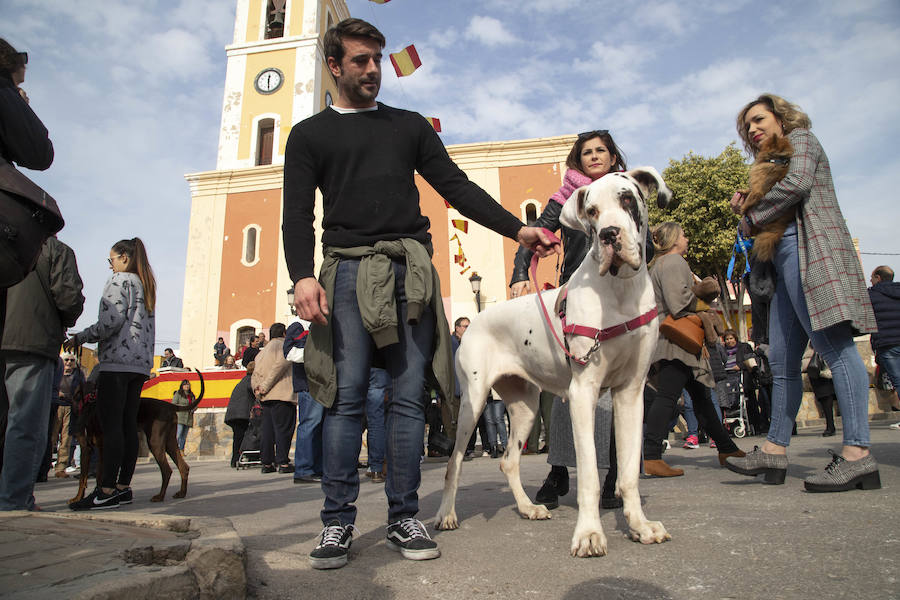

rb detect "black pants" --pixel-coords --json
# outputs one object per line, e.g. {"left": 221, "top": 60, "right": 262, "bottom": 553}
{"left": 466, "top": 413, "right": 490, "bottom": 454}
{"left": 260, "top": 400, "right": 296, "bottom": 466}
{"left": 644, "top": 360, "right": 738, "bottom": 460}
{"left": 227, "top": 419, "right": 249, "bottom": 466}
{"left": 97, "top": 371, "right": 145, "bottom": 489}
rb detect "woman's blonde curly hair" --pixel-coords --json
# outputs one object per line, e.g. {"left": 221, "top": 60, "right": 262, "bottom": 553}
{"left": 736, "top": 93, "right": 812, "bottom": 157}
{"left": 648, "top": 221, "right": 683, "bottom": 268}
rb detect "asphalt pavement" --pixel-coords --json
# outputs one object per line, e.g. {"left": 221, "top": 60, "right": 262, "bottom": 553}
{"left": 17, "top": 423, "right": 900, "bottom": 600}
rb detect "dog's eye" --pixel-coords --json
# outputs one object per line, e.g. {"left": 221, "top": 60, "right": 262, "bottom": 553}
{"left": 587, "top": 207, "right": 598, "bottom": 218}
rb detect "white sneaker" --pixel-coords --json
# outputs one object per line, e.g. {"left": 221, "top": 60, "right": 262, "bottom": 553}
{"left": 889, "top": 422, "right": 900, "bottom": 430}
{"left": 65, "top": 466, "right": 79, "bottom": 474}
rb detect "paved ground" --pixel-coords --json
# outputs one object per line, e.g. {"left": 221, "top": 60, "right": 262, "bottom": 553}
{"left": 16, "top": 423, "right": 900, "bottom": 600}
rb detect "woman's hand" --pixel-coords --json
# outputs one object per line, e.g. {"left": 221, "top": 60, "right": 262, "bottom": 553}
{"left": 729, "top": 190, "right": 747, "bottom": 215}
{"left": 510, "top": 281, "right": 532, "bottom": 298}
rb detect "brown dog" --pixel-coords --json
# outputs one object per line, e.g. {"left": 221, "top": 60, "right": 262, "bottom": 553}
{"left": 69, "top": 371, "right": 204, "bottom": 504}
{"left": 740, "top": 135, "right": 794, "bottom": 261}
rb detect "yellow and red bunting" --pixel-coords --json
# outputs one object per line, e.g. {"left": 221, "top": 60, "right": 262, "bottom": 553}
{"left": 426, "top": 117, "right": 441, "bottom": 132}
{"left": 390, "top": 44, "right": 422, "bottom": 77}
{"left": 452, "top": 219, "right": 468, "bottom": 233}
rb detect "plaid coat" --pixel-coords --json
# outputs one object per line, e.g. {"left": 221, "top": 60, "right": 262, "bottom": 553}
{"left": 746, "top": 128, "right": 876, "bottom": 334}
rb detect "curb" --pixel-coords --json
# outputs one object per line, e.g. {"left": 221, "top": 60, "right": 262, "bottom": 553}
{"left": 1, "top": 511, "right": 245, "bottom": 599}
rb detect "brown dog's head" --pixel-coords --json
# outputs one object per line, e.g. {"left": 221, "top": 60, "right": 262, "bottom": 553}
{"left": 559, "top": 167, "right": 675, "bottom": 277}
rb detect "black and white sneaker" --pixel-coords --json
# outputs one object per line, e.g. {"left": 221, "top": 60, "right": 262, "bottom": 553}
{"left": 309, "top": 520, "right": 356, "bottom": 569}
{"left": 115, "top": 487, "right": 133, "bottom": 504}
{"left": 385, "top": 518, "right": 440, "bottom": 560}
{"left": 69, "top": 488, "right": 120, "bottom": 511}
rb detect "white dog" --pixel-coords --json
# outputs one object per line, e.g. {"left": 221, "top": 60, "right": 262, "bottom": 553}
{"left": 435, "top": 167, "right": 675, "bottom": 557}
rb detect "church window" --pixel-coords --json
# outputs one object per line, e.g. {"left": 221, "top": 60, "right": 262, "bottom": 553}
{"left": 521, "top": 200, "right": 541, "bottom": 225}
{"left": 237, "top": 326, "right": 256, "bottom": 349}
{"left": 242, "top": 224, "right": 261, "bottom": 267}
{"left": 265, "top": 0, "right": 286, "bottom": 39}
{"left": 256, "top": 118, "right": 275, "bottom": 166}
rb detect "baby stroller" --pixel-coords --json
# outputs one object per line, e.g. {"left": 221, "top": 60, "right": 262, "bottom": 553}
{"left": 237, "top": 401, "right": 263, "bottom": 469}
{"left": 718, "top": 371, "right": 749, "bottom": 438}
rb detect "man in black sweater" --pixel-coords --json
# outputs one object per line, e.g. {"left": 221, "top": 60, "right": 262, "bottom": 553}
{"left": 284, "top": 18, "right": 558, "bottom": 570}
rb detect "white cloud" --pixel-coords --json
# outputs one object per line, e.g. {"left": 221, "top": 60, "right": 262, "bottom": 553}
{"left": 464, "top": 16, "right": 519, "bottom": 46}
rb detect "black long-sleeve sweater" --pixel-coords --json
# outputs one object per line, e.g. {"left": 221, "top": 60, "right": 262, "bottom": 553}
{"left": 282, "top": 103, "right": 524, "bottom": 282}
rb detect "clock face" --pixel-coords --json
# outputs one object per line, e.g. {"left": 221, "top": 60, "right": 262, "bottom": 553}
{"left": 255, "top": 68, "right": 284, "bottom": 94}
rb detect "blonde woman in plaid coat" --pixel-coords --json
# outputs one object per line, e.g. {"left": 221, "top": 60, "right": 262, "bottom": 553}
{"left": 724, "top": 94, "right": 880, "bottom": 493}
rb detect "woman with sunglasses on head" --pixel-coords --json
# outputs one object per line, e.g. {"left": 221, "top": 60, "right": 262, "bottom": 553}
{"left": 509, "top": 130, "right": 646, "bottom": 510}
{"left": 725, "top": 94, "right": 879, "bottom": 492}
{"left": 66, "top": 238, "right": 156, "bottom": 510}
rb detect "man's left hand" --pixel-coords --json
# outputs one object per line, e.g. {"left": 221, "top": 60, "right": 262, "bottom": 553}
{"left": 517, "top": 226, "right": 561, "bottom": 258}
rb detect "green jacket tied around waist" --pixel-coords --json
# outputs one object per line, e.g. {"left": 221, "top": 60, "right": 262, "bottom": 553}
{"left": 304, "top": 239, "right": 454, "bottom": 408}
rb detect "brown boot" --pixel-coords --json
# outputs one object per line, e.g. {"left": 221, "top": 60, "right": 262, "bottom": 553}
{"left": 643, "top": 459, "right": 684, "bottom": 477}
{"left": 718, "top": 449, "right": 746, "bottom": 466}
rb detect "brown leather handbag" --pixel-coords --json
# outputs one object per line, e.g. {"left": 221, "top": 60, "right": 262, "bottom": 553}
{"left": 659, "top": 314, "right": 704, "bottom": 355}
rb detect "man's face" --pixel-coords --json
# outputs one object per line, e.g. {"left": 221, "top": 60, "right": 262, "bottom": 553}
{"left": 455, "top": 320, "right": 470, "bottom": 339}
{"left": 328, "top": 36, "right": 382, "bottom": 107}
{"left": 63, "top": 357, "right": 76, "bottom": 373}
{"left": 164, "top": 350, "right": 173, "bottom": 359}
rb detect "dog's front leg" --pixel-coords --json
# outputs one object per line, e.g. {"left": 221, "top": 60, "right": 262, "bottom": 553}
{"left": 613, "top": 378, "right": 671, "bottom": 545}
{"left": 567, "top": 377, "right": 607, "bottom": 558}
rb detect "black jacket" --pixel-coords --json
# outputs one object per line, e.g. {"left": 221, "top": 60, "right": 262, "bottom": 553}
{"left": 2, "top": 237, "right": 84, "bottom": 359}
{"left": 225, "top": 374, "right": 255, "bottom": 423}
{"left": 510, "top": 200, "right": 655, "bottom": 287}
{"left": 0, "top": 74, "right": 53, "bottom": 170}
{"left": 869, "top": 282, "right": 900, "bottom": 352}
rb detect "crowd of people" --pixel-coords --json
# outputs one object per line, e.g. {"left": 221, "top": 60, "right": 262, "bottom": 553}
{"left": 1, "top": 20, "right": 897, "bottom": 579}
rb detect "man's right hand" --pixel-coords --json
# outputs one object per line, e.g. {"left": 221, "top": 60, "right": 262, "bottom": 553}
{"left": 510, "top": 281, "right": 532, "bottom": 298}
{"left": 294, "top": 277, "right": 328, "bottom": 325}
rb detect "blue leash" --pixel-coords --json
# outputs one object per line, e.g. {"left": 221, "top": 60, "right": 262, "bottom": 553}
{"left": 726, "top": 230, "right": 754, "bottom": 281}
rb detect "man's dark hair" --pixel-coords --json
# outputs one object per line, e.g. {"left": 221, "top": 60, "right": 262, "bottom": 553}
{"left": 323, "top": 18, "right": 385, "bottom": 66}
{"left": 0, "top": 39, "right": 24, "bottom": 76}
{"left": 269, "top": 322, "right": 287, "bottom": 339}
{"left": 165, "top": 347, "right": 174, "bottom": 354}
{"left": 454, "top": 317, "right": 470, "bottom": 328}
{"left": 873, "top": 265, "right": 894, "bottom": 282}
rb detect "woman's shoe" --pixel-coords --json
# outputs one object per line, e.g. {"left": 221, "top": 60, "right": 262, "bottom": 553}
{"left": 822, "top": 428, "right": 836, "bottom": 437}
{"left": 261, "top": 464, "right": 277, "bottom": 474}
{"left": 717, "top": 449, "right": 746, "bottom": 466}
{"left": 804, "top": 450, "right": 881, "bottom": 492}
{"left": 534, "top": 466, "right": 569, "bottom": 509}
{"left": 724, "top": 446, "right": 787, "bottom": 484}
{"left": 643, "top": 459, "right": 684, "bottom": 477}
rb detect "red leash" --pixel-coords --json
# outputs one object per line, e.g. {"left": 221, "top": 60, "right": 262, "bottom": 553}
{"left": 528, "top": 249, "right": 658, "bottom": 366}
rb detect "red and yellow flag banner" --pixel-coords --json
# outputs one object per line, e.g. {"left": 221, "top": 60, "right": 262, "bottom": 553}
{"left": 452, "top": 219, "right": 468, "bottom": 233}
{"left": 425, "top": 117, "right": 441, "bottom": 132}
{"left": 390, "top": 44, "right": 422, "bottom": 77}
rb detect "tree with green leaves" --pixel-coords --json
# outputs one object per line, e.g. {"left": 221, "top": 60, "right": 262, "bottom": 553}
{"left": 651, "top": 143, "right": 751, "bottom": 333}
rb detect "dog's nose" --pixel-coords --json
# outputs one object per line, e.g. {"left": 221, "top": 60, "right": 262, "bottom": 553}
{"left": 599, "top": 226, "right": 620, "bottom": 246}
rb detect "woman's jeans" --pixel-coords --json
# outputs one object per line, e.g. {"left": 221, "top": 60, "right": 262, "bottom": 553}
{"left": 176, "top": 424, "right": 189, "bottom": 451}
{"left": 365, "top": 368, "right": 389, "bottom": 473}
{"left": 321, "top": 259, "right": 434, "bottom": 525}
{"left": 767, "top": 229, "right": 870, "bottom": 448}
{"left": 294, "top": 391, "right": 324, "bottom": 478}
{"left": 484, "top": 399, "right": 508, "bottom": 449}
{"left": 644, "top": 360, "right": 738, "bottom": 460}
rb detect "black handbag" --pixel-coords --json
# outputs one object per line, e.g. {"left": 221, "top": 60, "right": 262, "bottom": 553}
{"left": 0, "top": 160, "right": 64, "bottom": 288}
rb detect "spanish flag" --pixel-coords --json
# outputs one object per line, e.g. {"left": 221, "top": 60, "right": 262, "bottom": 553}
{"left": 390, "top": 44, "right": 422, "bottom": 77}
{"left": 452, "top": 219, "right": 468, "bottom": 233}
{"left": 425, "top": 117, "right": 441, "bottom": 132}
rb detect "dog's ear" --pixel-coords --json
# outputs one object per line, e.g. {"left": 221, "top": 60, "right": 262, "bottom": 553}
{"left": 626, "top": 167, "right": 677, "bottom": 209}
{"left": 559, "top": 186, "right": 591, "bottom": 233}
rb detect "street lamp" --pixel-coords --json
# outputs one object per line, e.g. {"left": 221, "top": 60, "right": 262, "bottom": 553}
{"left": 468, "top": 272, "right": 483, "bottom": 313}
{"left": 287, "top": 287, "right": 296, "bottom": 316}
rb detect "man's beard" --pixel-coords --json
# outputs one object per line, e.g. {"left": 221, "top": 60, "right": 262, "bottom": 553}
{"left": 348, "top": 76, "right": 380, "bottom": 103}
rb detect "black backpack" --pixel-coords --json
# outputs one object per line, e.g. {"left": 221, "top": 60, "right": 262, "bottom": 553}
{"left": 0, "top": 159, "right": 64, "bottom": 288}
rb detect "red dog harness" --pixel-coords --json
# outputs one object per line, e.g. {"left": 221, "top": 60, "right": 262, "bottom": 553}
{"left": 529, "top": 238, "right": 658, "bottom": 366}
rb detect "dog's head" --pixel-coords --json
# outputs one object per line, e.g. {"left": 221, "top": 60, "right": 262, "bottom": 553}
{"left": 559, "top": 167, "right": 675, "bottom": 277}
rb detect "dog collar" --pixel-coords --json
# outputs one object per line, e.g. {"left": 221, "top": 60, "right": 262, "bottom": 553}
{"left": 765, "top": 157, "right": 790, "bottom": 166}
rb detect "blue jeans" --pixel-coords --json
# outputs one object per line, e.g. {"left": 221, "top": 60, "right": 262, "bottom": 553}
{"left": 365, "top": 368, "right": 389, "bottom": 473}
{"left": 294, "top": 390, "right": 324, "bottom": 478}
{"left": 0, "top": 352, "right": 54, "bottom": 511}
{"left": 176, "top": 424, "right": 189, "bottom": 451}
{"left": 876, "top": 345, "right": 900, "bottom": 402}
{"left": 767, "top": 228, "right": 871, "bottom": 448}
{"left": 683, "top": 391, "right": 698, "bottom": 437}
{"left": 321, "top": 259, "right": 434, "bottom": 525}
{"left": 484, "top": 399, "right": 508, "bottom": 449}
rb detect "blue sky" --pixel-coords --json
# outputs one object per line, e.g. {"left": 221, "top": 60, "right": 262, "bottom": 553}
{"left": 5, "top": 0, "right": 899, "bottom": 351}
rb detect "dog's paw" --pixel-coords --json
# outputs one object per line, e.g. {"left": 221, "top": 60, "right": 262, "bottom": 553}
{"left": 172, "top": 491, "right": 186, "bottom": 499}
{"left": 435, "top": 512, "right": 459, "bottom": 530}
{"left": 628, "top": 520, "right": 671, "bottom": 545}
{"left": 519, "top": 503, "right": 552, "bottom": 521}
{"left": 570, "top": 529, "right": 608, "bottom": 558}
{"left": 150, "top": 494, "right": 164, "bottom": 502}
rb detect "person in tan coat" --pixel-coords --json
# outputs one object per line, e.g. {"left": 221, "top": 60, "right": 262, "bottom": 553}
{"left": 251, "top": 323, "right": 295, "bottom": 473}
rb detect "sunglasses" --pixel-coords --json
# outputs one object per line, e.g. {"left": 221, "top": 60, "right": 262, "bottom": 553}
{"left": 63, "top": 358, "right": 76, "bottom": 362}
{"left": 578, "top": 129, "right": 608, "bottom": 139}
